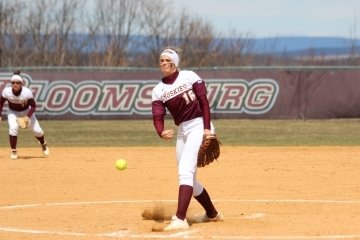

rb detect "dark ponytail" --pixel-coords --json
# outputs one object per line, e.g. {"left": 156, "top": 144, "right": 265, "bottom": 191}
{"left": 13, "top": 70, "right": 21, "bottom": 75}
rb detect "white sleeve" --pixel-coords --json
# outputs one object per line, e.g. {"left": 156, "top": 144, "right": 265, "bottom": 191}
{"left": 152, "top": 84, "right": 162, "bottom": 102}
{"left": 182, "top": 71, "right": 202, "bottom": 85}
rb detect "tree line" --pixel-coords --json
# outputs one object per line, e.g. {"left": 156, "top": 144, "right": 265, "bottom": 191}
{"left": 0, "top": 0, "right": 358, "bottom": 68}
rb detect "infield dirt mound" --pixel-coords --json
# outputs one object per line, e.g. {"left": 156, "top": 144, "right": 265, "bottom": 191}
{"left": 1, "top": 146, "right": 360, "bottom": 239}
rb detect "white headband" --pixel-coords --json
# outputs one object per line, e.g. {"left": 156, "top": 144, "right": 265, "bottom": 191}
{"left": 160, "top": 49, "right": 179, "bottom": 67}
{"left": 11, "top": 74, "right": 23, "bottom": 83}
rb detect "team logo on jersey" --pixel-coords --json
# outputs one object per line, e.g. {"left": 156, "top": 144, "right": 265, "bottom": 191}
{"left": 161, "top": 83, "right": 189, "bottom": 101}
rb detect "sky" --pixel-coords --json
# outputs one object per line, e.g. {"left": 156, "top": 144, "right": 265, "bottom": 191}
{"left": 171, "top": 0, "right": 360, "bottom": 38}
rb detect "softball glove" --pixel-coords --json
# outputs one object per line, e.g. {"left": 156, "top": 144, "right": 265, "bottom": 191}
{"left": 17, "top": 116, "right": 30, "bottom": 129}
{"left": 197, "top": 134, "right": 221, "bottom": 168}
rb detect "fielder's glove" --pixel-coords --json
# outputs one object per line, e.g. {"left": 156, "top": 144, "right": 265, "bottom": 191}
{"left": 17, "top": 116, "right": 30, "bottom": 129}
{"left": 197, "top": 134, "right": 221, "bottom": 168}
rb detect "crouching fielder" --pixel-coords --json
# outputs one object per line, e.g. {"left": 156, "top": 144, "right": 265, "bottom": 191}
{"left": 0, "top": 70, "right": 49, "bottom": 160}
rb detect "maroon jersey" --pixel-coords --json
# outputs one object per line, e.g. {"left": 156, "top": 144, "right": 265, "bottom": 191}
{"left": 0, "top": 86, "right": 36, "bottom": 117}
{"left": 152, "top": 70, "right": 210, "bottom": 136}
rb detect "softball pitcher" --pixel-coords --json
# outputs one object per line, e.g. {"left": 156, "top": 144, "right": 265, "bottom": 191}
{"left": 151, "top": 47, "right": 223, "bottom": 231}
{"left": 0, "top": 71, "right": 49, "bottom": 160}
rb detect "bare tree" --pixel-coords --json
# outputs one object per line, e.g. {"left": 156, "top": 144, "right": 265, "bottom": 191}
{"left": 0, "top": 0, "right": 349, "bottom": 67}
{"left": 347, "top": 14, "right": 360, "bottom": 64}
{"left": 86, "top": 0, "right": 140, "bottom": 66}
{"left": 52, "top": 0, "right": 85, "bottom": 65}
{"left": 138, "top": 0, "right": 225, "bottom": 67}
{"left": 137, "top": 0, "right": 176, "bottom": 66}
{"left": 174, "top": 12, "right": 219, "bottom": 67}
{"left": 221, "top": 32, "right": 255, "bottom": 66}
{"left": 26, "top": 0, "right": 55, "bottom": 65}
{"left": 26, "top": 0, "right": 85, "bottom": 66}
{"left": 0, "top": 0, "right": 27, "bottom": 67}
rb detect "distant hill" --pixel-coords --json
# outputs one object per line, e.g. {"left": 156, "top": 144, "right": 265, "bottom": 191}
{"left": 34, "top": 34, "right": 360, "bottom": 58}
{"left": 251, "top": 36, "right": 360, "bottom": 57}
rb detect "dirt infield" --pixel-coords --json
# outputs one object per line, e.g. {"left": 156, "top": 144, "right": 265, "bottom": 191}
{"left": 1, "top": 146, "right": 360, "bottom": 239}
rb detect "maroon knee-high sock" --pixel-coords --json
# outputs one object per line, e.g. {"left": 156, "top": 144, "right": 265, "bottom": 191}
{"left": 9, "top": 135, "right": 17, "bottom": 149}
{"left": 176, "top": 185, "right": 193, "bottom": 220}
{"left": 194, "top": 188, "right": 218, "bottom": 218}
{"left": 35, "top": 135, "right": 45, "bottom": 145}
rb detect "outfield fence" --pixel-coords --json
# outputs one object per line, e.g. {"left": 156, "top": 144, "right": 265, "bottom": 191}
{"left": 1, "top": 66, "right": 360, "bottom": 120}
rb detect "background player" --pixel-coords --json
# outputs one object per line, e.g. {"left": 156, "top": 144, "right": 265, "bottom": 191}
{"left": 151, "top": 47, "right": 223, "bottom": 231}
{"left": 0, "top": 70, "right": 49, "bottom": 159}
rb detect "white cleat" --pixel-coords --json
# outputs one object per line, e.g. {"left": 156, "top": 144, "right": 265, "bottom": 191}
{"left": 41, "top": 142, "right": 50, "bottom": 156}
{"left": 193, "top": 212, "right": 224, "bottom": 223}
{"left": 164, "top": 215, "right": 189, "bottom": 231}
{"left": 10, "top": 149, "right": 18, "bottom": 160}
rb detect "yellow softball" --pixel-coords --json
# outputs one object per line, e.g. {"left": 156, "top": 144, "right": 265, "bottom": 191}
{"left": 115, "top": 159, "right": 127, "bottom": 171}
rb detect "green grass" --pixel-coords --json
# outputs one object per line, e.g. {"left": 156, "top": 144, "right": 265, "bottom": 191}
{"left": 215, "top": 119, "right": 360, "bottom": 146}
{"left": 0, "top": 119, "right": 360, "bottom": 147}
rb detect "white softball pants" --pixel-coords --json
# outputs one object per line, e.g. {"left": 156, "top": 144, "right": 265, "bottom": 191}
{"left": 7, "top": 109, "right": 44, "bottom": 137}
{"left": 176, "top": 117, "right": 215, "bottom": 197}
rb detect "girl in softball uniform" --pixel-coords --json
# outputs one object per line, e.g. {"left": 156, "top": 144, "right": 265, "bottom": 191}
{"left": 152, "top": 48, "right": 223, "bottom": 231}
{"left": 0, "top": 71, "right": 49, "bottom": 160}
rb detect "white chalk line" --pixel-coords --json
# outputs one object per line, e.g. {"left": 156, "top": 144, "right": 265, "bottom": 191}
{"left": 2, "top": 198, "right": 360, "bottom": 209}
{"left": 1, "top": 199, "right": 360, "bottom": 239}
{"left": 0, "top": 227, "right": 201, "bottom": 239}
{"left": 0, "top": 226, "right": 87, "bottom": 237}
{"left": 1, "top": 226, "right": 360, "bottom": 239}
{"left": 242, "top": 212, "right": 265, "bottom": 219}
{"left": 210, "top": 236, "right": 360, "bottom": 239}
{"left": 98, "top": 229, "right": 201, "bottom": 239}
